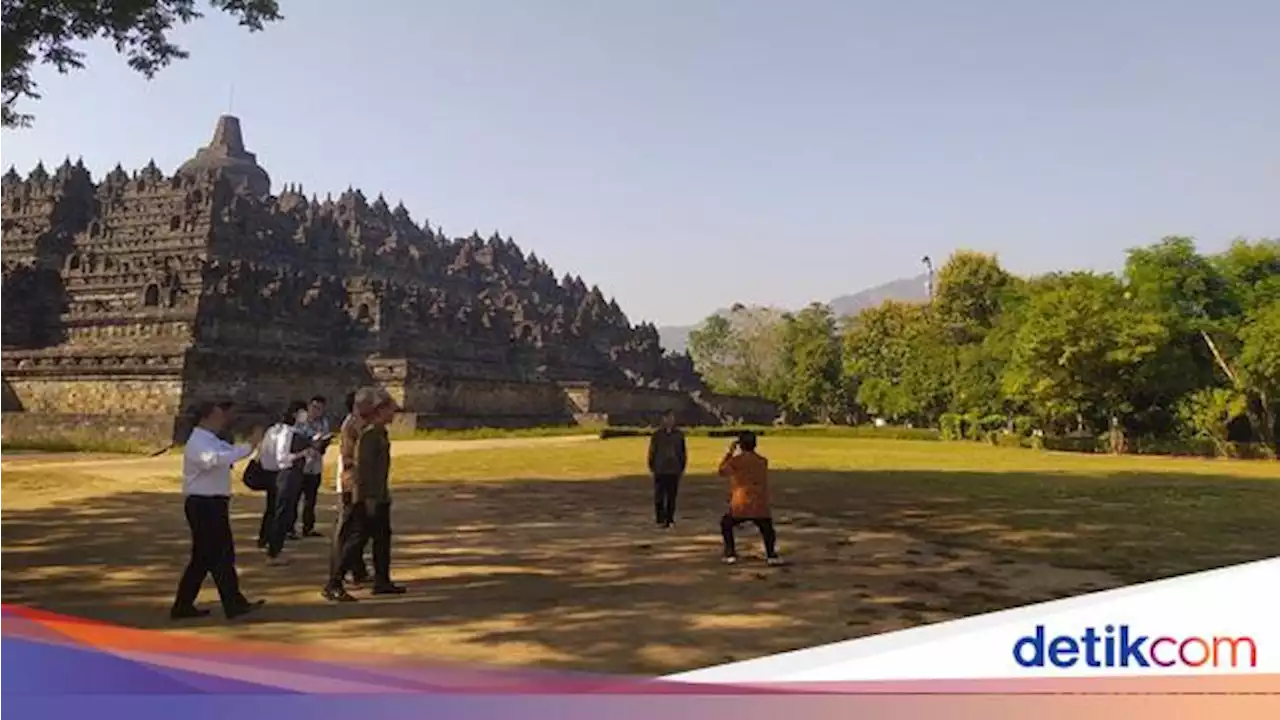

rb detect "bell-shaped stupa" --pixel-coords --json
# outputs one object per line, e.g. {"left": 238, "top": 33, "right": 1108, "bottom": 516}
{"left": 176, "top": 114, "right": 271, "bottom": 197}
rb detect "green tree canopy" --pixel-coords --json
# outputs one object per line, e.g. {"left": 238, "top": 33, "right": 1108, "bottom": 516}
{"left": 1003, "top": 272, "right": 1168, "bottom": 431}
{"left": 934, "top": 250, "right": 1012, "bottom": 341}
{"left": 779, "top": 303, "right": 845, "bottom": 421}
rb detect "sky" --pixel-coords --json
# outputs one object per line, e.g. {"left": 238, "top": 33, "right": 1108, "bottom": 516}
{"left": 2, "top": 0, "right": 1277, "bottom": 326}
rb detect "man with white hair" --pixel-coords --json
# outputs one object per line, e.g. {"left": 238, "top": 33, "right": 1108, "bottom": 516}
{"left": 324, "top": 388, "right": 406, "bottom": 601}
{"left": 326, "top": 387, "right": 377, "bottom": 590}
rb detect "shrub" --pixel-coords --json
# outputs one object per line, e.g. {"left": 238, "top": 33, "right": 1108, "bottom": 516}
{"left": 1042, "top": 435, "right": 1105, "bottom": 453}
{"left": 1126, "top": 436, "right": 1217, "bottom": 458}
{"left": 599, "top": 428, "right": 648, "bottom": 439}
{"left": 939, "top": 413, "right": 963, "bottom": 441}
{"left": 1012, "top": 415, "right": 1036, "bottom": 436}
{"left": 996, "top": 433, "right": 1029, "bottom": 449}
{"left": 962, "top": 413, "right": 984, "bottom": 441}
{"left": 978, "top": 414, "right": 1006, "bottom": 432}
{"left": 598, "top": 424, "right": 942, "bottom": 441}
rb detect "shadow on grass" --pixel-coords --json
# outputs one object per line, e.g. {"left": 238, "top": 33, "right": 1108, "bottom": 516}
{"left": 2, "top": 467, "right": 1278, "bottom": 674}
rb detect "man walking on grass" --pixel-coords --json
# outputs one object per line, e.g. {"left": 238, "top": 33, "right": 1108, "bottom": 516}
{"left": 294, "top": 394, "right": 332, "bottom": 539}
{"left": 329, "top": 388, "right": 374, "bottom": 587}
{"left": 647, "top": 409, "right": 687, "bottom": 528}
{"left": 325, "top": 389, "right": 406, "bottom": 601}
{"left": 171, "top": 399, "right": 266, "bottom": 621}
{"left": 717, "top": 431, "right": 784, "bottom": 566}
{"left": 263, "top": 400, "right": 321, "bottom": 566}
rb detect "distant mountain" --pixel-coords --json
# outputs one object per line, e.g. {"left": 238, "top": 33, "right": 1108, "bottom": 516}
{"left": 828, "top": 273, "right": 930, "bottom": 317}
{"left": 658, "top": 274, "right": 930, "bottom": 354}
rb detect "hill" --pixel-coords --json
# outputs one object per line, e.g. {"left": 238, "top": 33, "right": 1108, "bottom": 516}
{"left": 659, "top": 273, "right": 929, "bottom": 353}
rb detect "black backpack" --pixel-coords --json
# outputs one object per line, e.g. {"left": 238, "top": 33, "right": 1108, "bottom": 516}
{"left": 241, "top": 458, "right": 272, "bottom": 492}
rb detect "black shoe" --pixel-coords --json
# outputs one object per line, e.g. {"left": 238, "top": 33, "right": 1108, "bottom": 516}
{"left": 371, "top": 583, "right": 407, "bottom": 595}
{"left": 169, "top": 605, "right": 211, "bottom": 621}
{"left": 322, "top": 587, "right": 358, "bottom": 603}
{"left": 226, "top": 599, "right": 265, "bottom": 620}
{"left": 256, "top": 538, "right": 268, "bottom": 549}
{"left": 303, "top": 530, "right": 323, "bottom": 538}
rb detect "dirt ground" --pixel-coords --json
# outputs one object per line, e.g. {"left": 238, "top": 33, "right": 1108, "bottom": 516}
{"left": 3, "top": 436, "right": 1274, "bottom": 675}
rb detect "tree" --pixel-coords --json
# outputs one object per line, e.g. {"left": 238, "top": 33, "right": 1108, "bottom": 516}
{"left": 1177, "top": 387, "right": 1248, "bottom": 456}
{"left": 779, "top": 303, "right": 844, "bottom": 421}
{"left": 934, "top": 250, "right": 1012, "bottom": 341}
{"left": 843, "top": 300, "right": 952, "bottom": 424}
{"left": 1198, "top": 239, "right": 1279, "bottom": 452}
{"left": 1003, "top": 272, "right": 1168, "bottom": 435}
{"left": 1122, "top": 237, "right": 1231, "bottom": 427}
{"left": 728, "top": 307, "right": 788, "bottom": 400}
{"left": 1237, "top": 299, "right": 1280, "bottom": 454}
{"left": 1214, "top": 239, "right": 1280, "bottom": 318}
{"left": 687, "top": 313, "right": 736, "bottom": 393}
{"left": 2, "top": 0, "right": 282, "bottom": 127}
{"left": 686, "top": 307, "right": 789, "bottom": 399}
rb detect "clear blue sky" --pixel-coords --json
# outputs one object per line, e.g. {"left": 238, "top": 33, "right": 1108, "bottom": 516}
{"left": 3, "top": 0, "right": 1277, "bottom": 325}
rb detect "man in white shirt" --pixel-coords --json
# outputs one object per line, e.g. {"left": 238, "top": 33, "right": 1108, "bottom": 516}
{"left": 171, "top": 399, "right": 266, "bottom": 621}
{"left": 264, "top": 401, "right": 320, "bottom": 565}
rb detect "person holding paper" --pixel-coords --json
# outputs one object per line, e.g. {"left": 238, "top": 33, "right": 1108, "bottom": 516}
{"left": 293, "top": 394, "right": 332, "bottom": 538}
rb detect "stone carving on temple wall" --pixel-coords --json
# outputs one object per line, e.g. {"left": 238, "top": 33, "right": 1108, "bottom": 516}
{"left": 2, "top": 115, "right": 708, "bottom": 393}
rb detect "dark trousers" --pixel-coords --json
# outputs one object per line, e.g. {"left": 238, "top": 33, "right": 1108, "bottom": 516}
{"left": 721, "top": 514, "right": 778, "bottom": 558}
{"left": 267, "top": 466, "right": 304, "bottom": 558}
{"left": 256, "top": 480, "right": 278, "bottom": 547}
{"left": 653, "top": 473, "right": 681, "bottom": 524}
{"left": 173, "top": 496, "right": 247, "bottom": 616}
{"left": 330, "top": 490, "right": 370, "bottom": 582}
{"left": 330, "top": 499, "right": 392, "bottom": 588}
{"left": 296, "top": 472, "right": 322, "bottom": 534}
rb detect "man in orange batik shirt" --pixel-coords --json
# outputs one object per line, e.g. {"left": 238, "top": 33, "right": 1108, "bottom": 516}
{"left": 717, "top": 431, "right": 784, "bottom": 566}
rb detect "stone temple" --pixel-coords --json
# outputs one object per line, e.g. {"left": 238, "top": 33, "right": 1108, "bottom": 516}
{"left": 1, "top": 116, "right": 775, "bottom": 446}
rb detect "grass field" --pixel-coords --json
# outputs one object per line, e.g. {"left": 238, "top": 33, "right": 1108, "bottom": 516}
{"left": 2, "top": 436, "right": 1277, "bottom": 674}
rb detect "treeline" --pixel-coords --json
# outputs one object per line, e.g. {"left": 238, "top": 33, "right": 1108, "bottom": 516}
{"left": 686, "top": 237, "right": 1280, "bottom": 458}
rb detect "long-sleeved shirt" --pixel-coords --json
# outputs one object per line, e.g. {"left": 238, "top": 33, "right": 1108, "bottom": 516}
{"left": 648, "top": 427, "right": 688, "bottom": 476}
{"left": 351, "top": 423, "right": 391, "bottom": 504}
{"left": 294, "top": 416, "right": 330, "bottom": 475}
{"left": 336, "top": 412, "right": 366, "bottom": 493}
{"left": 718, "top": 450, "right": 771, "bottom": 519}
{"left": 259, "top": 422, "right": 309, "bottom": 472}
{"left": 183, "top": 427, "right": 253, "bottom": 497}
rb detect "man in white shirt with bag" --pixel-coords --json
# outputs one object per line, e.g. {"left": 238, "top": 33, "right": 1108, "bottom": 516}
{"left": 171, "top": 399, "right": 267, "bottom": 621}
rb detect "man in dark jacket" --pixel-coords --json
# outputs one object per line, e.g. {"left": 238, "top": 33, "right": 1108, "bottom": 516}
{"left": 324, "top": 389, "right": 406, "bottom": 601}
{"left": 647, "top": 410, "right": 687, "bottom": 528}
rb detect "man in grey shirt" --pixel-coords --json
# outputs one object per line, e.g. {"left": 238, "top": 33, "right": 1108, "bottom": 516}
{"left": 293, "top": 394, "right": 332, "bottom": 538}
